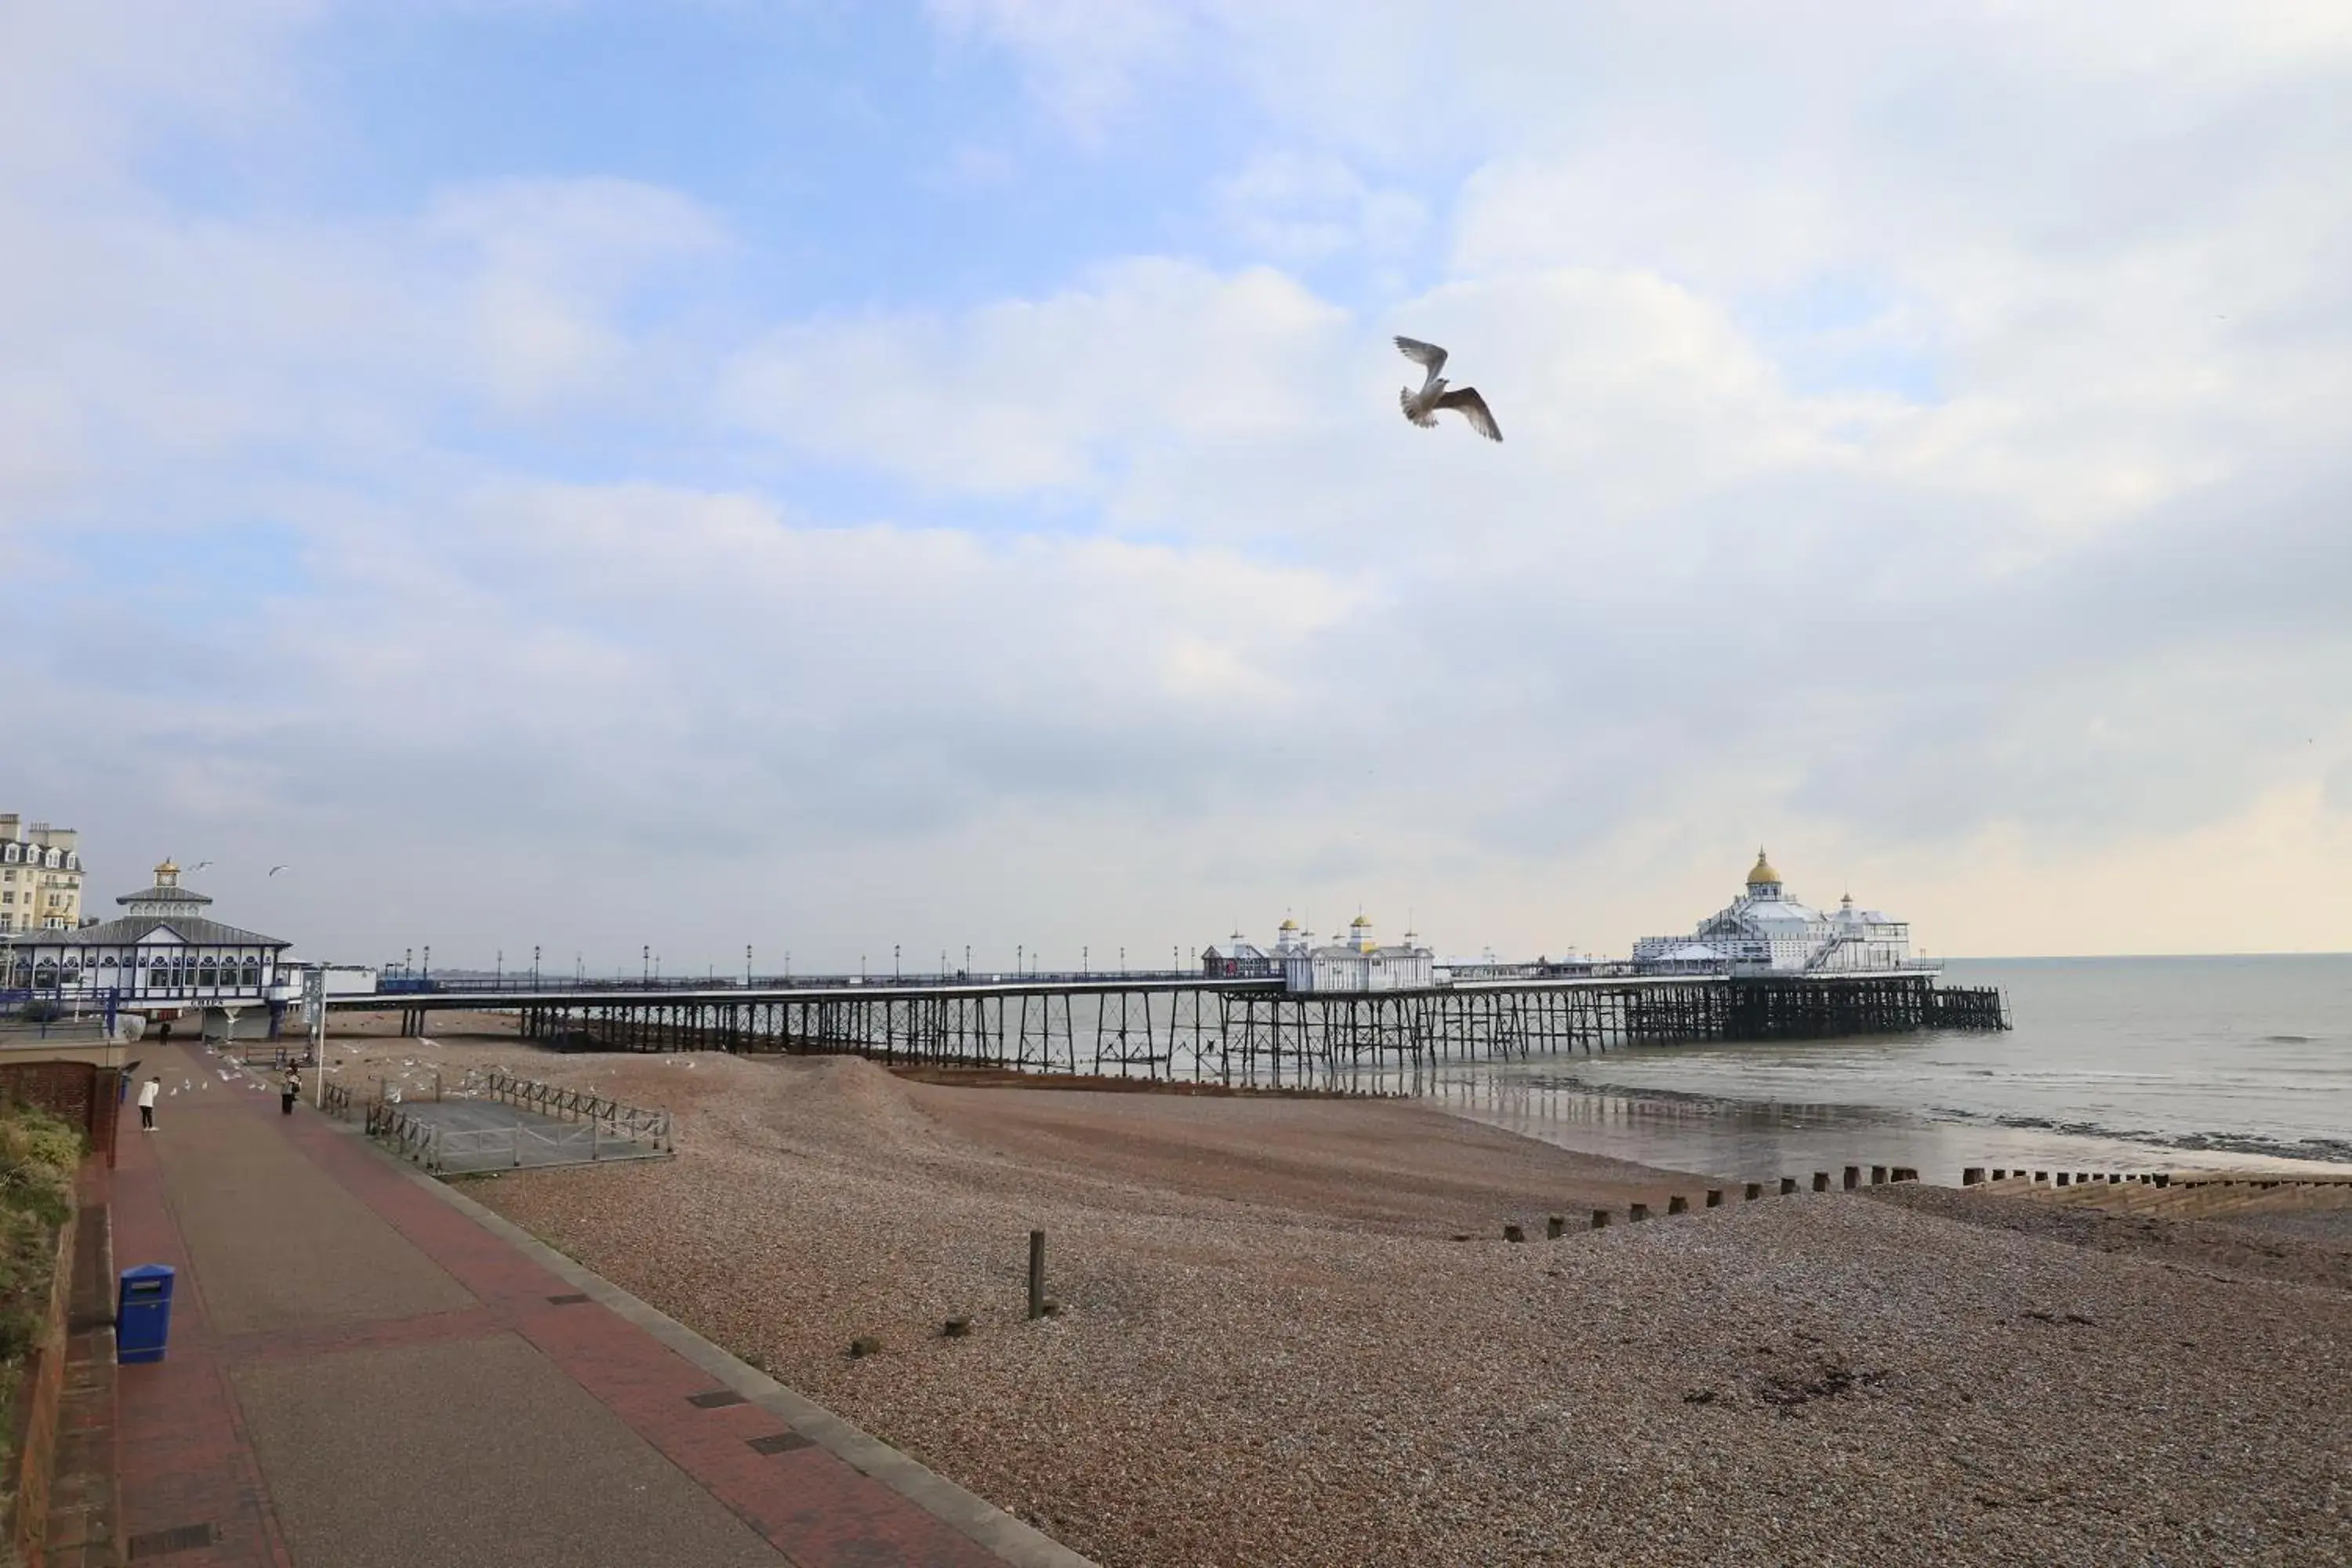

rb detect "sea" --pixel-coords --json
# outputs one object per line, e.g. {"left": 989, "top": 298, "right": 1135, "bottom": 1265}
{"left": 1401, "top": 956, "right": 2352, "bottom": 1186}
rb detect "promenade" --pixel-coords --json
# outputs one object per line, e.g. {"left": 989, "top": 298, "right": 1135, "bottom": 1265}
{"left": 108, "top": 1041, "right": 1082, "bottom": 1568}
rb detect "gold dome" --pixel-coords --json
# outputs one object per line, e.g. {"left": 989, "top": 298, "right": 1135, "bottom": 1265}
{"left": 1746, "top": 849, "right": 1780, "bottom": 887}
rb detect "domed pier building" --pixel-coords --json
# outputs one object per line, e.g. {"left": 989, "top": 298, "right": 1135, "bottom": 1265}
{"left": 0, "top": 859, "right": 292, "bottom": 1036}
{"left": 1632, "top": 851, "right": 1921, "bottom": 975}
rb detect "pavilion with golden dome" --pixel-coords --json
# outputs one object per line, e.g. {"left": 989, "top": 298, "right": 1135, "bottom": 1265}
{"left": 1632, "top": 849, "right": 1920, "bottom": 975}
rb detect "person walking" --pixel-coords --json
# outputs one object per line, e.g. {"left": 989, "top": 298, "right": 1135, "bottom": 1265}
{"left": 137, "top": 1076, "right": 161, "bottom": 1132}
{"left": 281, "top": 1065, "right": 300, "bottom": 1116}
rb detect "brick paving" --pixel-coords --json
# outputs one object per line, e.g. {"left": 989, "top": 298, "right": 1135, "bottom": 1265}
{"left": 109, "top": 1044, "right": 1040, "bottom": 1567}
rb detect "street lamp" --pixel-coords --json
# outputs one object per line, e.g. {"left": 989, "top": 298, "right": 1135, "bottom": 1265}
{"left": 746, "top": 945, "right": 753, "bottom": 986}
{"left": 1082, "top": 946, "right": 1089, "bottom": 975}
{"left": 894, "top": 943, "right": 900, "bottom": 978}
{"left": 1016, "top": 943, "right": 1023, "bottom": 975}
{"left": 423, "top": 946, "right": 431, "bottom": 982}
{"left": 495, "top": 948, "right": 503, "bottom": 989}
{"left": 642, "top": 945, "right": 650, "bottom": 985}
{"left": 532, "top": 945, "right": 540, "bottom": 988}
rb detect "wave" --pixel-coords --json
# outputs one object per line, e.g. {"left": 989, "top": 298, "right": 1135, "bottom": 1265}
{"left": 1983, "top": 1111, "right": 2352, "bottom": 1165}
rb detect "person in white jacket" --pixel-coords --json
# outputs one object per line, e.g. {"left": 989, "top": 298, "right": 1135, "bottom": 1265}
{"left": 137, "top": 1076, "right": 161, "bottom": 1132}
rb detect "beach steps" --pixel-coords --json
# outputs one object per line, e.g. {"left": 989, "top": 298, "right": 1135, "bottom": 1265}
{"left": 1962, "top": 1167, "right": 2352, "bottom": 1221}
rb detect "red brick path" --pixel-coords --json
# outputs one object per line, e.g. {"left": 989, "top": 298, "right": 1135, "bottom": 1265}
{"left": 111, "top": 1052, "right": 1015, "bottom": 1567}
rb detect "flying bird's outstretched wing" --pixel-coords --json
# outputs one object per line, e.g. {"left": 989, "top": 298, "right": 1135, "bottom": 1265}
{"left": 1436, "top": 387, "right": 1502, "bottom": 441}
{"left": 267, "top": 865, "right": 289, "bottom": 876}
{"left": 1393, "top": 336, "right": 1448, "bottom": 383}
{"left": 1398, "top": 386, "right": 1439, "bottom": 428}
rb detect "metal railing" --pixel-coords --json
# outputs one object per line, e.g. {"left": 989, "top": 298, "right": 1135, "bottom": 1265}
{"left": 365, "top": 1098, "right": 441, "bottom": 1169}
{"left": 481, "top": 1069, "right": 673, "bottom": 1152}
{"left": 321, "top": 1080, "right": 352, "bottom": 1120}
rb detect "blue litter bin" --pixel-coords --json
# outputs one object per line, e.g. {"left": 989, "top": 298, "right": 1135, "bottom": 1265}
{"left": 117, "top": 1265, "right": 176, "bottom": 1364}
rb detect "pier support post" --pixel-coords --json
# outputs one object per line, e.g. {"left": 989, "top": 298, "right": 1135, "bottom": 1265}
{"left": 1592, "top": 1209, "right": 1611, "bottom": 1229}
{"left": 1870, "top": 1165, "right": 1886, "bottom": 1185}
{"left": 1812, "top": 1173, "right": 1830, "bottom": 1192}
{"left": 1744, "top": 1182, "right": 1762, "bottom": 1201}
{"left": 1546, "top": 1215, "right": 1565, "bottom": 1240}
{"left": 2056, "top": 1173, "right": 2070, "bottom": 1186}
{"left": 1629, "top": 1203, "right": 1649, "bottom": 1223}
{"left": 1780, "top": 1177, "right": 1798, "bottom": 1196}
{"left": 1667, "top": 1196, "right": 1688, "bottom": 1215}
{"left": 1964, "top": 1167, "right": 1986, "bottom": 1185}
{"left": 1503, "top": 1224, "right": 1526, "bottom": 1243}
{"left": 1705, "top": 1189, "right": 1724, "bottom": 1208}
{"left": 1842, "top": 1166, "right": 1860, "bottom": 1190}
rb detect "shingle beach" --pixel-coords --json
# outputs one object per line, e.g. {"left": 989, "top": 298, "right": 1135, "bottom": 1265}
{"left": 325, "top": 1033, "right": 2352, "bottom": 1566}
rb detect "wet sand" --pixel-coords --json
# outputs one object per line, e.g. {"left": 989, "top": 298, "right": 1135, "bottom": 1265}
{"left": 320, "top": 1040, "right": 2352, "bottom": 1566}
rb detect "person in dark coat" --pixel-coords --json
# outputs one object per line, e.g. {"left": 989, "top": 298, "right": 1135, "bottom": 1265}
{"left": 281, "top": 1065, "right": 301, "bottom": 1116}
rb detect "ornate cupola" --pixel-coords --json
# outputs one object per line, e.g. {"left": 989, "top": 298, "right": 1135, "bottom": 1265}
{"left": 1745, "top": 848, "right": 1784, "bottom": 899}
{"left": 118, "top": 859, "right": 214, "bottom": 917}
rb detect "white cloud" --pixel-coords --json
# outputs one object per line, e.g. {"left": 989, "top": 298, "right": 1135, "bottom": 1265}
{"left": 12, "top": 0, "right": 2352, "bottom": 965}
{"left": 1210, "top": 151, "right": 1425, "bottom": 266}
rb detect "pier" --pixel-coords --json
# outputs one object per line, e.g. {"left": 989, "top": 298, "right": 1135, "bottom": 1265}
{"left": 331, "top": 970, "right": 2006, "bottom": 1086}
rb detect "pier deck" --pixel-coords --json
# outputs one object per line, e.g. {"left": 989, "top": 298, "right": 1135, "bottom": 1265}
{"left": 327, "top": 970, "right": 2006, "bottom": 1083}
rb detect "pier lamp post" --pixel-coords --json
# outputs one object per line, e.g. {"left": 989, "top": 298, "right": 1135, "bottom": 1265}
{"left": 574, "top": 953, "right": 583, "bottom": 984}
{"left": 1016, "top": 944, "right": 1023, "bottom": 976}
{"left": 1083, "top": 946, "right": 1089, "bottom": 975}
{"left": 746, "top": 946, "right": 752, "bottom": 986}
{"left": 495, "top": 949, "right": 503, "bottom": 989}
{"left": 532, "top": 946, "right": 540, "bottom": 989}
{"left": 964, "top": 945, "right": 971, "bottom": 975}
{"left": 861, "top": 954, "right": 867, "bottom": 979}
{"left": 642, "top": 945, "right": 649, "bottom": 985}
{"left": 784, "top": 950, "right": 790, "bottom": 981}
{"left": 405, "top": 948, "right": 412, "bottom": 976}
{"left": 1120, "top": 946, "right": 1126, "bottom": 974}
{"left": 423, "top": 946, "right": 431, "bottom": 982}
{"left": 895, "top": 944, "right": 900, "bottom": 978}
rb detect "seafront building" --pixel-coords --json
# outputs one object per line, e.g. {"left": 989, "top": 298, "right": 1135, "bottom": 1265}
{"left": 0, "top": 858, "right": 292, "bottom": 1036}
{"left": 0, "top": 814, "right": 84, "bottom": 934}
{"left": 1632, "top": 850, "right": 1920, "bottom": 975}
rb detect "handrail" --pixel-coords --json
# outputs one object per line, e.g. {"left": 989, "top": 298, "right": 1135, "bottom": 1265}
{"left": 480, "top": 1069, "right": 672, "bottom": 1153}
{"left": 365, "top": 1097, "right": 443, "bottom": 1171}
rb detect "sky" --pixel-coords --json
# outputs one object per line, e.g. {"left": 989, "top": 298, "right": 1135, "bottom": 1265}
{"left": 5, "top": 0, "right": 2351, "bottom": 972}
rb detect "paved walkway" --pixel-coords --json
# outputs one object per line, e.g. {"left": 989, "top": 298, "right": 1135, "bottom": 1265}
{"left": 111, "top": 1044, "right": 1078, "bottom": 1568}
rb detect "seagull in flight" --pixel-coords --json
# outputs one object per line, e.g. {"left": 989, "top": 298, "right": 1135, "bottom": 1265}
{"left": 268, "top": 865, "right": 290, "bottom": 877}
{"left": 1395, "top": 336, "right": 1501, "bottom": 442}
{"left": 190, "top": 860, "right": 213, "bottom": 872}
